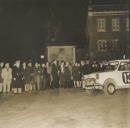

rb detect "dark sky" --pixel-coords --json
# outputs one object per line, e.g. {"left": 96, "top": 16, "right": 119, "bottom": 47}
{"left": 0, "top": 0, "right": 129, "bottom": 61}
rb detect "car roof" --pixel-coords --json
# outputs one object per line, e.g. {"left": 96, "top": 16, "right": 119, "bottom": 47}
{"left": 109, "top": 59, "right": 130, "bottom": 63}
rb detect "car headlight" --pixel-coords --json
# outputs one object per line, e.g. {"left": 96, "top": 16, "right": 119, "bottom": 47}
{"left": 84, "top": 78, "right": 96, "bottom": 85}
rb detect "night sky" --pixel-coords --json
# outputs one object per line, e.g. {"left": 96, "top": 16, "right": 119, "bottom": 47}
{"left": 0, "top": 0, "right": 129, "bottom": 61}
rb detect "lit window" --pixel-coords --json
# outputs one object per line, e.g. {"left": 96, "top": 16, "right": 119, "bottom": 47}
{"left": 126, "top": 18, "right": 129, "bottom": 31}
{"left": 97, "top": 40, "right": 107, "bottom": 52}
{"left": 97, "top": 18, "right": 106, "bottom": 32}
{"left": 112, "top": 18, "right": 120, "bottom": 31}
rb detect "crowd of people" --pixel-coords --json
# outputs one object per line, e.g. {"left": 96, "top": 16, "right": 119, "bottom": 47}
{"left": 0, "top": 59, "right": 105, "bottom": 94}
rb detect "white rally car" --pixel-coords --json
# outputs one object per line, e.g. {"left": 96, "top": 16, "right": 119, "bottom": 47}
{"left": 82, "top": 59, "right": 130, "bottom": 95}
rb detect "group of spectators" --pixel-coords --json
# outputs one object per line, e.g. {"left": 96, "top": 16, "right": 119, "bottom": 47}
{"left": 0, "top": 59, "right": 104, "bottom": 94}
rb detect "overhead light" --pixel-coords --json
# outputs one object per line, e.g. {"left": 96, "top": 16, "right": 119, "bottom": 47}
{"left": 40, "top": 55, "right": 44, "bottom": 59}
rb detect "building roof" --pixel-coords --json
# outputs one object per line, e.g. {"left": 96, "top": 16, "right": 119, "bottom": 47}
{"left": 88, "top": 4, "right": 129, "bottom": 16}
{"left": 88, "top": 4, "right": 129, "bottom": 12}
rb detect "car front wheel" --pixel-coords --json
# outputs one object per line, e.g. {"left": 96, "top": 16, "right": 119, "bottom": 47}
{"left": 104, "top": 83, "right": 116, "bottom": 95}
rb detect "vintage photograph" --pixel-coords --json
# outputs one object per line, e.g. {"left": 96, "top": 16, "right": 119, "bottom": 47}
{"left": 0, "top": 0, "right": 130, "bottom": 128}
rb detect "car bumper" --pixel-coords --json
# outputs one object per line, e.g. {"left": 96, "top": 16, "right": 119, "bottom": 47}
{"left": 85, "top": 85, "right": 103, "bottom": 90}
{"left": 83, "top": 83, "right": 103, "bottom": 90}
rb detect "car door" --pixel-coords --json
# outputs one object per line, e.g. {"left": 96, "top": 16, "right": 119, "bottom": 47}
{"left": 117, "top": 61, "right": 130, "bottom": 88}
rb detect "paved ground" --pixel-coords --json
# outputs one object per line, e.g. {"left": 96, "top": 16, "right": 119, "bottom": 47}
{"left": 0, "top": 88, "right": 130, "bottom": 128}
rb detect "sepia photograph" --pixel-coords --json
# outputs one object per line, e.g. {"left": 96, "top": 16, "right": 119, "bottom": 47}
{"left": 0, "top": 0, "right": 130, "bottom": 128}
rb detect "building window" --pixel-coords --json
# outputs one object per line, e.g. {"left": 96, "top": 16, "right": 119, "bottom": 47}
{"left": 112, "top": 18, "right": 120, "bottom": 31}
{"left": 111, "top": 39, "right": 119, "bottom": 50}
{"left": 97, "top": 40, "right": 107, "bottom": 52}
{"left": 126, "top": 18, "right": 129, "bottom": 31}
{"left": 97, "top": 39, "right": 120, "bottom": 52}
{"left": 97, "top": 18, "right": 106, "bottom": 32}
{"left": 107, "top": 39, "right": 120, "bottom": 51}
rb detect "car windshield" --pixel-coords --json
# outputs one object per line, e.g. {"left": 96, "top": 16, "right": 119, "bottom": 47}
{"left": 103, "top": 61, "right": 119, "bottom": 71}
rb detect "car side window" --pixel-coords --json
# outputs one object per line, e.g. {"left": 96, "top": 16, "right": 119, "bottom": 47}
{"left": 118, "top": 62, "right": 130, "bottom": 71}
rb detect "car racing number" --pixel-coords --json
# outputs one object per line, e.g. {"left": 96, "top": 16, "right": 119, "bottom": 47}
{"left": 122, "top": 72, "right": 130, "bottom": 84}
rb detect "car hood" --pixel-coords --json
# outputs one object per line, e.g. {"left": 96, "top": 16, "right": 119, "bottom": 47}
{"left": 83, "top": 70, "right": 115, "bottom": 79}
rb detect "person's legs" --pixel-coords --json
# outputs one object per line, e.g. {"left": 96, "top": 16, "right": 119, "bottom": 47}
{"left": 74, "top": 81, "right": 76, "bottom": 88}
{"left": 31, "top": 79, "right": 35, "bottom": 91}
{"left": 18, "top": 88, "right": 22, "bottom": 93}
{"left": 24, "top": 83, "right": 28, "bottom": 91}
{"left": 2, "top": 80, "right": 7, "bottom": 93}
{"left": 77, "top": 81, "right": 81, "bottom": 88}
{"left": 33, "top": 81, "right": 36, "bottom": 90}
{"left": 7, "top": 80, "right": 11, "bottom": 93}
{"left": 79, "top": 81, "right": 82, "bottom": 88}
{"left": 29, "top": 83, "right": 33, "bottom": 91}
{"left": 0, "top": 83, "right": 3, "bottom": 92}
{"left": 69, "top": 80, "right": 72, "bottom": 88}
{"left": 66, "top": 80, "right": 68, "bottom": 88}
{"left": 39, "top": 76, "right": 42, "bottom": 90}
{"left": 47, "top": 75, "right": 51, "bottom": 89}
{"left": 76, "top": 81, "right": 79, "bottom": 88}
{"left": 37, "top": 77, "right": 40, "bottom": 91}
{"left": 42, "top": 77, "right": 46, "bottom": 89}
{"left": 64, "top": 80, "right": 67, "bottom": 88}
{"left": 32, "top": 83, "right": 36, "bottom": 90}
{"left": 22, "top": 80, "right": 25, "bottom": 92}
{"left": 13, "top": 88, "right": 18, "bottom": 93}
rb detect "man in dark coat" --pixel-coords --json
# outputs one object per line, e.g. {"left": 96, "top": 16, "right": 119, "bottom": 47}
{"left": 46, "top": 62, "right": 52, "bottom": 89}
{"left": 21, "top": 62, "right": 28, "bottom": 92}
{"left": 80, "top": 61, "right": 87, "bottom": 76}
{"left": 12, "top": 60, "right": 23, "bottom": 93}
{"left": 64, "top": 62, "right": 72, "bottom": 88}
{"left": 0, "top": 62, "right": 4, "bottom": 92}
{"left": 25, "top": 62, "right": 34, "bottom": 91}
{"left": 51, "top": 60, "right": 59, "bottom": 89}
{"left": 41, "top": 63, "right": 47, "bottom": 90}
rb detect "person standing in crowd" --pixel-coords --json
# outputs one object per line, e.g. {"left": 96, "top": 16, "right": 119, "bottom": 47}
{"left": 25, "top": 62, "right": 34, "bottom": 91}
{"left": 80, "top": 60, "right": 87, "bottom": 87}
{"left": 34, "top": 62, "right": 41, "bottom": 91}
{"left": 96, "top": 61, "right": 101, "bottom": 71}
{"left": 101, "top": 61, "right": 106, "bottom": 71}
{"left": 72, "top": 62, "right": 81, "bottom": 88}
{"left": 12, "top": 60, "right": 23, "bottom": 93}
{"left": 0, "top": 62, "right": 4, "bottom": 93}
{"left": 41, "top": 63, "right": 47, "bottom": 90}
{"left": 91, "top": 61, "right": 99, "bottom": 73}
{"left": 69, "top": 62, "right": 73, "bottom": 88}
{"left": 51, "top": 60, "right": 59, "bottom": 89}
{"left": 72, "top": 62, "right": 77, "bottom": 88}
{"left": 80, "top": 60, "right": 87, "bottom": 76}
{"left": 59, "top": 61, "right": 65, "bottom": 88}
{"left": 64, "top": 62, "right": 71, "bottom": 88}
{"left": 77, "top": 62, "right": 81, "bottom": 88}
{"left": 46, "top": 62, "right": 52, "bottom": 89}
{"left": 21, "top": 62, "right": 27, "bottom": 92}
{"left": 77, "top": 62, "right": 82, "bottom": 87}
{"left": 85, "top": 60, "right": 91, "bottom": 74}
{"left": 1, "top": 63, "right": 12, "bottom": 93}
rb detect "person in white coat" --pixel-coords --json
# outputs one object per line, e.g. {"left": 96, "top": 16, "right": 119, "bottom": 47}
{"left": 1, "top": 63, "right": 12, "bottom": 93}
{"left": 0, "top": 62, "right": 4, "bottom": 92}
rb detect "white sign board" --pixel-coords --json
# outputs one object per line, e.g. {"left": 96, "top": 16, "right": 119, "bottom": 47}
{"left": 47, "top": 46, "right": 75, "bottom": 63}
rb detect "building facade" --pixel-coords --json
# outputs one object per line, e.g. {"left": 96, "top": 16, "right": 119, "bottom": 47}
{"left": 87, "top": 5, "right": 130, "bottom": 60}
